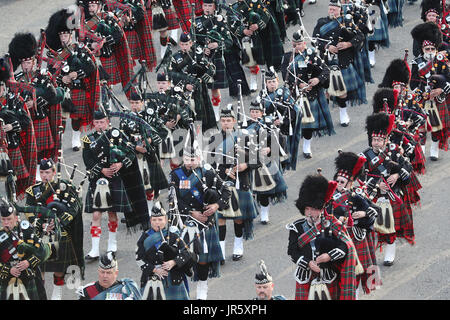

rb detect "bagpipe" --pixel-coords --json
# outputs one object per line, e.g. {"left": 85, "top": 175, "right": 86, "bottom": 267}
{"left": 117, "top": 0, "right": 146, "bottom": 31}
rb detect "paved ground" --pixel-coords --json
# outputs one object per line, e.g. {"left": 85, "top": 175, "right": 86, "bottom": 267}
{"left": 1, "top": 0, "right": 449, "bottom": 300}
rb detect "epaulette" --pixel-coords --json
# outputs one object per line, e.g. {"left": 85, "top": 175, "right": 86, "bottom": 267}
{"left": 75, "top": 281, "right": 96, "bottom": 298}
{"left": 25, "top": 182, "right": 43, "bottom": 197}
{"left": 285, "top": 218, "right": 306, "bottom": 233}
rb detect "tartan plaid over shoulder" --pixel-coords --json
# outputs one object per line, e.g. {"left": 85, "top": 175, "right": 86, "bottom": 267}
{"left": 296, "top": 214, "right": 358, "bottom": 300}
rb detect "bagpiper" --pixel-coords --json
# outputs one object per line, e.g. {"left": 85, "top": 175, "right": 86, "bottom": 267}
{"left": 207, "top": 105, "right": 259, "bottom": 263}
{"left": 135, "top": 201, "right": 197, "bottom": 300}
{"left": 77, "top": 251, "right": 142, "bottom": 299}
{"left": 0, "top": 57, "right": 38, "bottom": 199}
{"left": 328, "top": 151, "right": 379, "bottom": 298}
{"left": 366, "top": 0, "right": 390, "bottom": 67}
{"left": 82, "top": 110, "right": 149, "bottom": 261}
{"left": 410, "top": 22, "right": 450, "bottom": 161}
{"left": 244, "top": 97, "right": 288, "bottom": 225}
{"left": 192, "top": 0, "right": 233, "bottom": 115}
{"left": 168, "top": 141, "right": 231, "bottom": 299}
{"left": 23, "top": 158, "right": 84, "bottom": 300}
{"left": 312, "top": 0, "right": 365, "bottom": 126}
{"left": 228, "top": 0, "right": 285, "bottom": 91}
{"left": 79, "top": 0, "right": 135, "bottom": 99}
{"left": 167, "top": 32, "right": 217, "bottom": 132}
{"left": 0, "top": 198, "right": 52, "bottom": 300}
{"left": 8, "top": 32, "right": 64, "bottom": 180}
{"left": 287, "top": 174, "right": 358, "bottom": 300}
{"left": 44, "top": 7, "right": 101, "bottom": 151}
{"left": 104, "top": 0, "right": 157, "bottom": 71}
{"left": 362, "top": 112, "right": 414, "bottom": 266}
{"left": 281, "top": 29, "right": 335, "bottom": 159}
{"left": 414, "top": 0, "right": 444, "bottom": 57}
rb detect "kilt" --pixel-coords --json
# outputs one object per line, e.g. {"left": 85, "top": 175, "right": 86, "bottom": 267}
{"left": 367, "top": 6, "right": 390, "bottom": 47}
{"left": 254, "top": 163, "right": 288, "bottom": 204}
{"left": 352, "top": 52, "right": 368, "bottom": 104}
{"left": 404, "top": 172, "right": 422, "bottom": 207}
{"left": 100, "top": 55, "right": 122, "bottom": 86}
{"left": 172, "top": 0, "right": 192, "bottom": 32}
{"left": 146, "top": 153, "right": 169, "bottom": 193}
{"left": 259, "top": 22, "right": 284, "bottom": 71}
{"left": 209, "top": 55, "right": 228, "bottom": 89}
{"left": 147, "top": 5, "right": 180, "bottom": 30}
{"left": 366, "top": 230, "right": 377, "bottom": 265}
{"left": 0, "top": 276, "right": 42, "bottom": 300}
{"left": 85, "top": 175, "right": 133, "bottom": 213}
{"left": 377, "top": 196, "right": 415, "bottom": 245}
{"left": 387, "top": 0, "right": 404, "bottom": 28}
{"left": 412, "top": 142, "right": 426, "bottom": 175}
{"left": 224, "top": 49, "right": 251, "bottom": 97}
{"left": 302, "top": 88, "right": 336, "bottom": 137}
{"left": 349, "top": 230, "right": 375, "bottom": 294}
{"left": 125, "top": 30, "right": 144, "bottom": 61}
{"left": 340, "top": 63, "right": 363, "bottom": 96}
{"left": 294, "top": 276, "right": 339, "bottom": 300}
{"left": 161, "top": 274, "right": 189, "bottom": 300}
{"left": 8, "top": 147, "right": 29, "bottom": 179}
{"left": 217, "top": 189, "right": 258, "bottom": 240}
{"left": 40, "top": 234, "right": 79, "bottom": 273}
{"left": 33, "top": 117, "right": 55, "bottom": 156}
{"left": 431, "top": 101, "right": 450, "bottom": 151}
{"left": 193, "top": 218, "right": 222, "bottom": 281}
{"left": 70, "top": 89, "right": 92, "bottom": 126}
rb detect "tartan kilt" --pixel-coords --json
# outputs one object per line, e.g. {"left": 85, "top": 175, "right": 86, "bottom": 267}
{"left": 125, "top": 30, "right": 144, "bottom": 61}
{"left": 208, "top": 55, "right": 228, "bottom": 89}
{"left": 368, "top": 6, "right": 390, "bottom": 45}
{"left": 349, "top": 231, "right": 375, "bottom": 294}
{"left": 146, "top": 154, "right": 169, "bottom": 192}
{"left": 164, "top": 6, "right": 180, "bottom": 30}
{"left": 33, "top": 117, "right": 55, "bottom": 156}
{"left": 40, "top": 234, "right": 79, "bottom": 273}
{"left": 412, "top": 143, "right": 426, "bottom": 175}
{"left": 224, "top": 49, "right": 251, "bottom": 97}
{"left": 295, "top": 276, "right": 338, "bottom": 300}
{"left": 162, "top": 274, "right": 189, "bottom": 300}
{"left": 404, "top": 172, "right": 422, "bottom": 207}
{"left": 100, "top": 55, "right": 122, "bottom": 86}
{"left": 340, "top": 63, "right": 363, "bottom": 95}
{"left": 70, "top": 89, "right": 91, "bottom": 124}
{"left": 431, "top": 101, "right": 450, "bottom": 151}
{"left": 387, "top": 0, "right": 404, "bottom": 28}
{"left": 8, "top": 147, "right": 29, "bottom": 179}
{"left": 259, "top": 23, "right": 284, "bottom": 71}
{"left": 361, "top": 44, "right": 374, "bottom": 83}
{"left": 366, "top": 230, "right": 377, "bottom": 265}
{"left": 85, "top": 176, "right": 133, "bottom": 213}
{"left": 172, "top": 0, "right": 192, "bottom": 33}
{"left": 302, "top": 89, "right": 336, "bottom": 137}
{"left": 0, "top": 277, "right": 42, "bottom": 300}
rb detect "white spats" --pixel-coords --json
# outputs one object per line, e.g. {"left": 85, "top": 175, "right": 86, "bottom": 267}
{"left": 107, "top": 231, "right": 117, "bottom": 253}
{"left": 71, "top": 129, "right": 81, "bottom": 150}
{"left": 196, "top": 280, "right": 208, "bottom": 300}
{"left": 339, "top": 107, "right": 350, "bottom": 126}
{"left": 51, "top": 284, "right": 63, "bottom": 300}
{"left": 368, "top": 50, "right": 376, "bottom": 67}
{"left": 260, "top": 205, "right": 269, "bottom": 224}
{"left": 383, "top": 241, "right": 396, "bottom": 266}
{"left": 430, "top": 141, "right": 439, "bottom": 161}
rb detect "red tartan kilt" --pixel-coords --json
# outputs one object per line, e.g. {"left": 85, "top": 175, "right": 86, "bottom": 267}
{"left": 164, "top": 6, "right": 180, "bottom": 30}
{"left": 8, "top": 147, "right": 29, "bottom": 179}
{"left": 172, "top": 0, "right": 193, "bottom": 33}
{"left": 381, "top": 199, "right": 415, "bottom": 245}
{"left": 295, "top": 278, "right": 338, "bottom": 300}
{"left": 70, "top": 89, "right": 90, "bottom": 121}
{"left": 349, "top": 233, "right": 374, "bottom": 271}
{"left": 33, "top": 118, "right": 55, "bottom": 154}
{"left": 412, "top": 143, "right": 426, "bottom": 174}
{"left": 432, "top": 101, "right": 450, "bottom": 150}
{"left": 404, "top": 172, "right": 422, "bottom": 207}
{"left": 100, "top": 56, "right": 121, "bottom": 85}
{"left": 125, "top": 30, "right": 143, "bottom": 60}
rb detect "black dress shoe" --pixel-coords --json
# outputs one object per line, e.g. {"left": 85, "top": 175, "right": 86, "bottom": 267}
{"left": 121, "top": 218, "right": 127, "bottom": 224}
{"left": 232, "top": 254, "right": 243, "bottom": 261}
{"left": 72, "top": 146, "right": 80, "bottom": 152}
{"left": 303, "top": 152, "right": 312, "bottom": 159}
{"left": 430, "top": 156, "right": 438, "bottom": 161}
{"left": 340, "top": 122, "right": 349, "bottom": 127}
{"left": 220, "top": 260, "right": 225, "bottom": 266}
{"left": 383, "top": 260, "right": 394, "bottom": 267}
{"left": 85, "top": 254, "right": 99, "bottom": 262}
{"left": 261, "top": 221, "right": 268, "bottom": 225}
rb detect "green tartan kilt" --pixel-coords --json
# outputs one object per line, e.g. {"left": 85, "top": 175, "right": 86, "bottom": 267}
{"left": 217, "top": 189, "right": 258, "bottom": 222}
{"left": 0, "top": 276, "right": 42, "bottom": 300}
{"left": 40, "top": 234, "right": 79, "bottom": 274}
{"left": 208, "top": 55, "right": 228, "bottom": 90}
{"left": 163, "top": 274, "right": 189, "bottom": 300}
{"left": 146, "top": 153, "right": 169, "bottom": 192}
{"left": 302, "top": 88, "right": 336, "bottom": 137}
{"left": 85, "top": 176, "right": 133, "bottom": 213}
